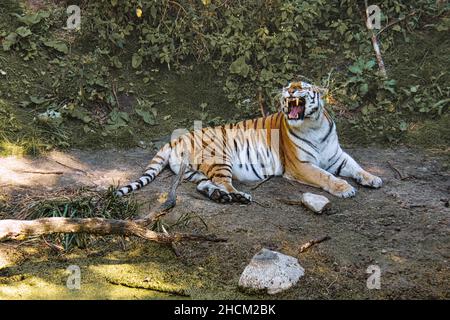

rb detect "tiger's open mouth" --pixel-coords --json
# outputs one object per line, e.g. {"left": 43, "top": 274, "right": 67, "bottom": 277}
{"left": 285, "top": 97, "right": 305, "bottom": 120}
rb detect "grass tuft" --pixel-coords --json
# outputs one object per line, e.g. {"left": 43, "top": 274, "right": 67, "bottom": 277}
{"left": 1, "top": 186, "right": 140, "bottom": 250}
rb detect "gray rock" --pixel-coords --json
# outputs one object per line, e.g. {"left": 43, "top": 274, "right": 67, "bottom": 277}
{"left": 301, "top": 192, "right": 330, "bottom": 213}
{"left": 238, "top": 249, "right": 304, "bottom": 294}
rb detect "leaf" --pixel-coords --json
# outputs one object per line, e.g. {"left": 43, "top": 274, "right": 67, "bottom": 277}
{"left": 14, "top": 11, "right": 50, "bottom": 25}
{"left": 136, "top": 108, "right": 156, "bottom": 125}
{"left": 132, "top": 53, "right": 142, "bottom": 69}
{"left": 365, "top": 60, "right": 376, "bottom": 69}
{"left": 106, "top": 110, "right": 129, "bottom": 130}
{"left": 348, "top": 64, "right": 362, "bottom": 74}
{"left": 111, "top": 56, "right": 123, "bottom": 68}
{"left": 43, "top": 40, "right": 68, "bottom": 54}
{"left": 399, "top": 121, "right": 408, "bottom": 131}
{"left": 70, "top": 108, "right": 92, "bottom": 123}
{"left": 150, "top": 6, "right": 157, "bottom": 19}
{"left": 359, "top": 83, "right": 369, "bottom": 95}
{"left": 15, "top": 27, "right": 32, "bottom": 38}
{"left": 229, "top": 56, "right": 250, "bottom": 77}
{"left": 260, "top": 68, "right": 274, "bottom": 81}
{"left": 2, "top": 33, "right": 18, "bottom": 51}
{"left": 29, "top": 96, "right": 48, "bottom": 105}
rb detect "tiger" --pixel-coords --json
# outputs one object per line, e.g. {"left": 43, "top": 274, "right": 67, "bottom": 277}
{"left": 116, "top": 81, "right": 382, "bottom": 203}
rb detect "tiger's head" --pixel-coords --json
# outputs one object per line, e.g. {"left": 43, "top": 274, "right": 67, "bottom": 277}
{"left": 280, "top": 81, "right": 325, "bottom": 126}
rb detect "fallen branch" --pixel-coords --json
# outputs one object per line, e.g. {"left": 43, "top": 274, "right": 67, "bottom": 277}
{"left": 0, "top": 217, "right": 226, "bottom": 243}
{"left": 13, "top": 170, "right": 64, "bottom": 175}
{"left": 299, "top": 236, "right": 331, "bottom": 253}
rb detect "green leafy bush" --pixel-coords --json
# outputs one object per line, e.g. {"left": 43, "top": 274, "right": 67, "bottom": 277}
{"left": 1, "top": 0, "right": 448, "bottom": 145}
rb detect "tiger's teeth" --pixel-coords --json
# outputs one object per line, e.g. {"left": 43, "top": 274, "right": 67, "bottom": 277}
{"left": 296, "top": 98, "right": 299, "bottom": 106}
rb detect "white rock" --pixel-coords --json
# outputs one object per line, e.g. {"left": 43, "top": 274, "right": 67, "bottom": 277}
{"left": 238, "top": 248, "right": 304, "bottom": 294}
{"left": 301, "top": 192, "right": 330, "bottom": 213}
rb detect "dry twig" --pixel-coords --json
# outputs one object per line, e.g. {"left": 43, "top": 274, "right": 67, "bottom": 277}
{"left": 277, "top": 198, "right": 303, "bottom": 206}
{"left": 250, "top": 176, "right": 272, "bottom": 190}
{"left": 299, "top": 236, "right": 331, "bottom": 253}
{"left": 376, "top": 11, "right": 417, "bottom": 36}
{"left": 51, "top": 159, "right": 89, "bottom": 175}
{"left": 13, "top": 170, "right": 63, "bottom": 175}
{"left": 387, "top": 161, "right": 412, "bottom": 180}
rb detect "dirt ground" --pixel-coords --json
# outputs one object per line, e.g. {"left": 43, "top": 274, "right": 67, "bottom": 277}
{"left": 0, "top": 145, "right": 449, "bottom": 299}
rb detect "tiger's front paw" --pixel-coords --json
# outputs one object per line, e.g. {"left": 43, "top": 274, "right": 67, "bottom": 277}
{"left": 329, "top": 179, "right": 357, "bottom": 198}
{"left": 357, "top": 172, "right": 383, "bottom": 188}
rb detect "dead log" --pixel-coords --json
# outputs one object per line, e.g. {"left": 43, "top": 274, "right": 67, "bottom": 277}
{"left": 0, "top": 217, "right": 226, "bottom": 243}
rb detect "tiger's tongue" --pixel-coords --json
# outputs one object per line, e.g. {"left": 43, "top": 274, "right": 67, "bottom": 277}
{"left": 289, "top": 106, "right": 301, "bottom": 119}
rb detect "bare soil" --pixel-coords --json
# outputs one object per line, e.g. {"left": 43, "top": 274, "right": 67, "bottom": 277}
{"left": 0, "top": 145, "right": 449, "bottom": 299}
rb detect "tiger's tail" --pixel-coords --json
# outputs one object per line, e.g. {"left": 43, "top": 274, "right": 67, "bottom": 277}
{"left": 116, "top": 143, "right": 172, "bottom": 196}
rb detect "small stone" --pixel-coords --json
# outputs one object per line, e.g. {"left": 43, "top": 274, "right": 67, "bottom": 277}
{"left": 301, "top": 192, "right": 330, "bottom": 213}
{"left": 0, "top": 70, "right": 6, "bottom": 76}
{"left": 381, "top": 249, "right": 387, "bottom": 254}
{"left": 137, "top": 140, "right": 147, "bottom": 149}
{"left": 238, "top": 248, "right": 304, "bottom": 295}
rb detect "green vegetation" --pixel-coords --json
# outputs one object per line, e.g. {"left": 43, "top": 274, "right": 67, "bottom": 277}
{"left": 0, "top": 0, "right": 448, "bottom": 156}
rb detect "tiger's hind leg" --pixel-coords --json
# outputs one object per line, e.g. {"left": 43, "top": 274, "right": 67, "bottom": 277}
{"left": 181, "top": 169, "right": 231, "bottom": 203}
{"left": 192, "top": 164, "right": 252, "bottom": 204}
{"left": 195, "top": 178, "right": 252, "bottom": 204}
{"left": 209, "top": 165, "right": 252, "bottom": 204}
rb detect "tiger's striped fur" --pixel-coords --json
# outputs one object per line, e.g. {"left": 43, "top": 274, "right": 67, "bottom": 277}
{"left": 116, "top": 81, "right": 382, "bottom": 203}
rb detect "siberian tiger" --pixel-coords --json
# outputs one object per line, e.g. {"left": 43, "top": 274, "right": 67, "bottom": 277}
{"left": 116, "top": 81, "right": 382, "bottom": 203}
